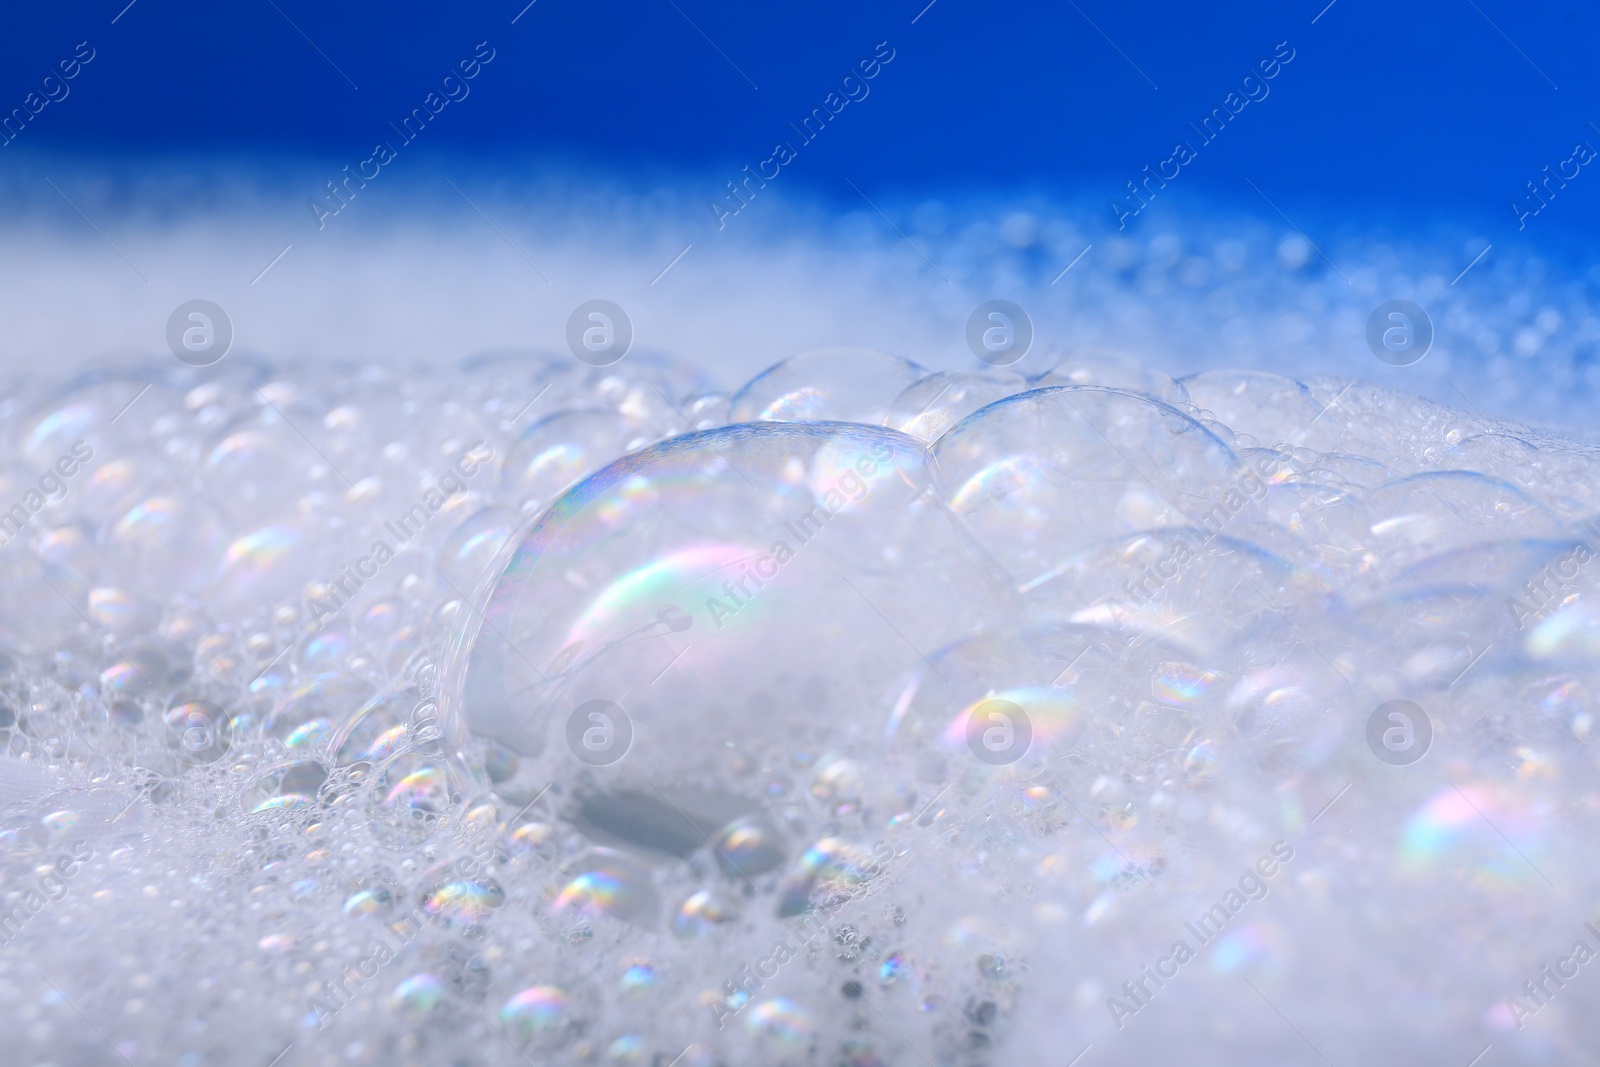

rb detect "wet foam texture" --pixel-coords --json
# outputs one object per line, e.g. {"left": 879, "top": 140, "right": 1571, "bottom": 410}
{"left": 4, "top": 338, "right": 1600, "bottom": 1067}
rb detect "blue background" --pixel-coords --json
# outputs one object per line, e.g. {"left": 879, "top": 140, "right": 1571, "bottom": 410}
{"left": 1, "top": 0, "right": 1597, "bottom": 243}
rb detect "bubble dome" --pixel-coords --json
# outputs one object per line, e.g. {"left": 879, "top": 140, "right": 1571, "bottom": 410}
{"left": 2, "top": 345, "right": 1599, "bottom": 1066}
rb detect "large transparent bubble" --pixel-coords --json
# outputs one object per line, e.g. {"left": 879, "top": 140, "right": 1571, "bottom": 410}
{"left": 444, "top": 420, "right": 1015, "bottom": 809}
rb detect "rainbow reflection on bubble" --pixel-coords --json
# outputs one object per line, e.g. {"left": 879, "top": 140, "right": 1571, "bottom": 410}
{"left": 673, "top": 889, "right": 738, "bottom": 937}
{"left": 1152, "top": 662, "right": 1223, "bottom": 704}
{"left": 946, "top": 454, "right": 1047, "bottom": 516}
{"left": 1209, "top": 922, "right": 1285, "bottom": 976}
{"left": 499, "top": 985, "right": 569, "bottom": 1039}
{"left": 355, "top": 724, "right": 409, "bottom": 763}
{"left": 1525, "top": 604, "right": 1600, "bottom": 660}
{"left": 383, "top": 765, "right": 450, "bottom": 811}
{"left": 552, "top": 852, "right": 658, "bottom": 924}
{"left": 214, "top": 523, "right": 300, "bottom": 587}
{"left": 777, "top": 838, "right": 878, "bottom": 918}
{"left": 388, "top": 974, "right": 444, "bottom": 1015}
{"left": 26, "top": 401, "right": 93, "bottom": 458}
{"left": 283, "top": 718, "right": 331, "bottom": 750}
{"left": 745, "top": 998, "right": 814, "bottom": 1045}
{"left": 940, "top": 686, "right": 1083, "bottom": 752}
{"left": 620, "top": 960, "right": 657, "bottom": 992}
{"left": 342, "top": 889, "right": 390, "bottom": 917}
{"left": 423, "top": 879, "right": 505, "bottom": 923}
{"left": 561, "top": 541, "right": 762, "bottom": 653}
{"left": 1398, "top": 783, "right": 1548, "bottom": 886}
{"left": 251, "top": 795, "right": 314, "bottom": 813}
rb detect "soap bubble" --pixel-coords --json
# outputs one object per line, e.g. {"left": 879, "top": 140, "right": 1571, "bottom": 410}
{"left": 931, "top": 386, "right": 1239, "bottom": 590}
{"left": 502, "top": 410, "right": 632, "bottom": 513}
{"left": 444, "top": 421, "right": 1012, "bottom": 800}
{"left": 884, "top": 370, "right": 1028, "bottom": 444}
{"left": 730, "top": 349, "right": 925, "bottom": 424}
{"left": 552, "top": 849, "right": 659, "bottom": 925}
{"left": 6, "top": 338, "right": 1600, "bottom": 1065}
{"left": 712, "top": 814, "right": 787, "bottom": 878}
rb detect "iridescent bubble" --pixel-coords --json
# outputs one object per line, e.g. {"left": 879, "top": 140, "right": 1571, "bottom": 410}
{"left": 776, "top": 838, "right": 881, "bottom": 918}
{"left": 387, "top": 973, "right": 445, "bottom": 1016}
{"left": 106, "top": 494, "right": 229, "bottom": 598}
{"left": 343, "top": 888, "right": 393, "bottom": 918}
{"left": 258, "top": 933, "right": 293, "bottom": 954}
{"left": 1151, "top": 662, "right": 1223, "bottom": 704}
{"left": 619, "top": 960, "right": 657, "bottom": 993}
{"left": 505, "top": 821, "right": 558, "bottom": 861}
{"left": 283, "top": 718, "right": 332, "bottom": 751}
{"left": 552, "top": 849, "right": 659, "bottom": 925}
{"left": 264, "top": 678, "right": 375, "bottom": 750}
{"left": 205, "top": 428, "right": 300, "bottom": 516}
{"left": 810, "top": 758, "right": 863, "bottom": 809}
{"left": 437, "top": 507, "right": 518, "bottom": 593}
{"left": 502, "top": 410, "right": 630, "bottom": 512}
{"left": 730, "top": 348, "right": 925, "bottom": 424}
{"left": 162, "top": 698, "right": 230, "bottom": 765}
{"left": 445, "top": 422, "right": 1008, "bottom": 792}
{"left": 99, "top": 650, "right": 165, "bottom": 698}
{"left": 366, "top": 755, "right": 460, "bottom": 846}
{"left": 607, "top": 1034, "right": 648, "bottom": 1063}
{"left": 23, "top": 395, "right": 99, "bottom": 468}
{"left": 499, "top": 985, "right": 572, "bottom": 1044}
{"left": 672, "top": 888, "right": 739, "bottom": 938}
{"left": 35, "top": 523, "right": 98, "bottom": 587}
{"left": 361, "top": 598, "right": 404, "bottom": 636}
{"left": 1366, "top": 472, "right": 1552, "bottom": 575}
{"left": 931, "top": 386, "right": 1238, "bottom": 591}
{"left": 1208, "top": 922, "right": 1288, "bottom": 978}
{"left": 330, "top": 687, "right": 425, "bottom": 765}
{"left": 249, "top": 760, "right": 328, "bottom": 813}
{"left": 24, "top": 375, "right": 176, "bottom": 473}
{"left": 421, "top": 877, "right": 505, "bottom": 925}
{"left": 1397, "top": 782, "right": 1548, "bottom": 886}
{"left": 300, "top": 629, "right": 351, "bottom": 673}
{"left": 40, "top": 809, "right": 81, "bottom": 838}
{"left": 744, "top": 998, "right": 814, "bottom": 1045}
{"left": 210, "top": 522, "right": 317, "bottom": 612}
{"left": 712, "top": 815, "right": 787, "bottom": 879}
{"left": 87, "top": 587, "right": 157, "bottom": 632}
{"left": 884, "top": 371, "right": 1029, "bottom": 444}
{"left": 879, "top": 954, "right": 909, "bottom": 985}
{"left": 888, "top": 626, "right": 1095, "bottom": 773}
{"left": 80, "top": 457, "right": 147, "bottom": 523}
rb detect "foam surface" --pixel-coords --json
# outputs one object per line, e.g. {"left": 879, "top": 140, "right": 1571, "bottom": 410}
{"left": 2, "top": 342, "right": 1598, "bottom": 1065}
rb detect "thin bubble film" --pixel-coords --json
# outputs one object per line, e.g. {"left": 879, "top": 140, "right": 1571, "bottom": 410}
{"left": 0, "top": 350, "right": 1597, "bottom": 1067}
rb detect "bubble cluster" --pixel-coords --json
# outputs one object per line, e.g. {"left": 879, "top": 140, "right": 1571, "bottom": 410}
{"left": 0, "top": 346, "right": 1598, "bottom": 1065}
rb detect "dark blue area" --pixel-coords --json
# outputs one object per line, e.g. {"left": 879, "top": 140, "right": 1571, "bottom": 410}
{"left": 1, "top": 0, "right": 1597, "bottom": 243}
